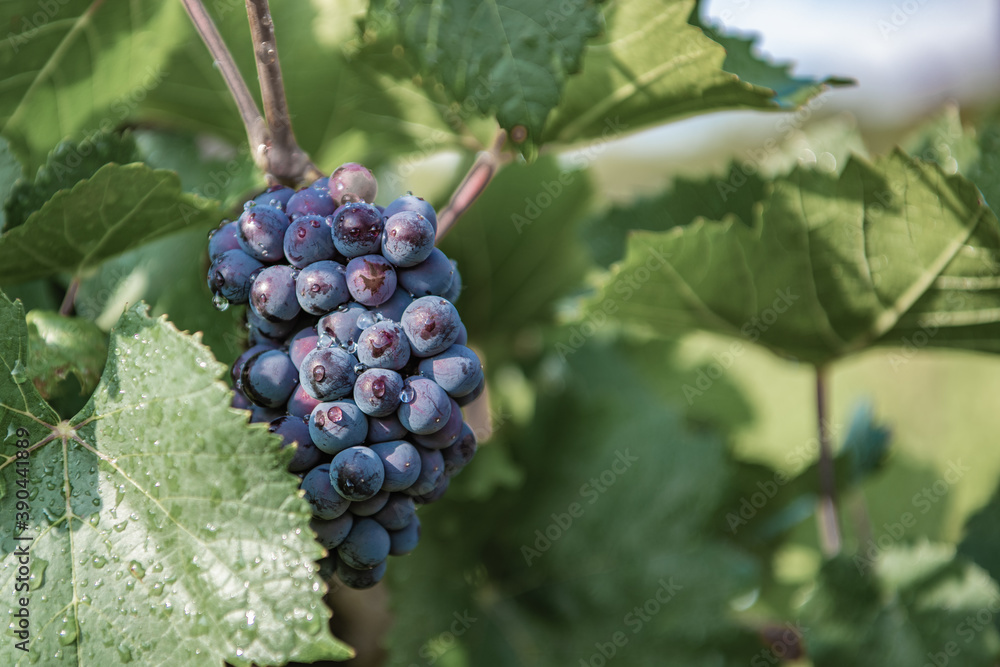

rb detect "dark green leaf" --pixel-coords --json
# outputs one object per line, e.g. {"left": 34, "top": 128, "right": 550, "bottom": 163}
{"left": 0, "top": 295, "right": 352, "bottom": 665}
{"left": 543, "top": 0, "right": 847, "bottom": 145}
{"left": 580, "top": 151, "right": 1000, "bottom": 364}
{"left": 0, "top": 137, "right": 23, "bottom": 231}
{"left": 4, "top": 131, "right": 139, "bottom": 232}
{"left": 26, "top": 310, "right": 107, "bottom": 399}
{"left": 0, "top": 1, "right": 188, "bottom": 167}
{"left": 0, "top": 163, "right": 222, "bottom": 285}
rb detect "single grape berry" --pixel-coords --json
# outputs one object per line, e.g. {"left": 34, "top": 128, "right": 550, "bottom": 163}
{"left": 350, "top": 490, "right": 390, "bottom": 517}
{"left": 397, "top": 248, "right": 454, "bottom": 296}
{"left": 336, "top": 558, "right": 387, "bottom": 589}
{"left": 208, "top": 220, "right": 240, "bottom": 260}
{"left": 287, "top": 383, "right": 322, "bottom": 418}
{"left": 338, "top": 517, "right": 390, "bottom": 569}
{"left": 312, "top": 514, "right": 354, "bottom": 550}
{"left": 372, "top": 494, "right": 416, "bottom": 531}
{"left": 250, "top": 265, "right": 301, "bottom": 322}
{"left": 388, "top": 515, "right": 421, "bottom": 556}
{"left": 309, "top": 400, "right": 368, "bottom": 454}
{"left": 332, "top": 202, "right": 384, "bottom": 258}
{"left": 397, "top": 376, "right": 452, "bottom": 434}
{"left": 284, "top": 215, "right": 338, "bottom": 268}
{"left": 346, "top": 255, "right": 397, "bottom": 306}
{"left": 299, "top": 346, "right": 358, "bottom": 401}
{"left": 381, "top": 211, "right": 435, "bottom": 267}
{"left": 366, "top": 414, "right": 409, "bottom": 443}
{"left": 356, "top": 321, "right": 411, "bottom": 370}
{"left": 301, "top": 464, "right": 350, "bottom": 519}
{"left": 442, "top": 423, "right": 478, "bottom": 476}
{"left": 317, "top": 303, "right": 367, "bottom": 349}
{"left": 237, "top": 204, "right": 289, "bottom": 263}
{"left": 383, "top": 194, "right": 437, "bottom": 231}
{"left": 370, "top": 440, "right": 421, "bottom": 492}
{"left": 330, "top": 446, "right": 385, "bottom": 501}
{"left": 286, "top": 187, "right": 336, "bottom": 219}
{"left": 400, "top": 296, "right": 461, "bottom": 358}
{"left": 208, "top": 249, "right": 263, "bottom": 304}
{"left": 412, "top": 398, "right": 463, "bottom": 450}
{"left": 246, "top": 306, "right": 298, "bottom": 342}
{"left": 328, "top": 162, "right": 378, "bottom": 205}
{"left": 354, "top": 368, "right": 405, "bottom": 417}
{"left": 241, "top": 349, "right": 298, "bottom": 408}
{"left": 268, "top": 415, "right": 323, "bottom": 472}
{"left": 287, "top": 326, "right": 319, "bottom": 369}
{"left": 232, "top": 342, "right": 278, "bottom": 385}
{"left": 254, "top": 185, "right": 295, "bottom": 211}
{"left": 296, "top": 260, "right": 350, "bottom": 315}
{"left": 417, "top": 344, "right": 483, "bottom": 397}
{"left": 404, "top": 447, "right": 444, "bottom": 496}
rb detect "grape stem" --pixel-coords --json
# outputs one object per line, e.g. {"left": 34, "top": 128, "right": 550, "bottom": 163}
{"left": 178, "top": 0, "right": 269, "bottom": 169}
{"left": 244, "top": 0, "right": 323, "bottom": 185}
{"left": 59, "top": 278, "right": 79, "bottom": 316}
{"left": 815, "top": 365, "right": 842, "bottom": 557}
{"left": 435, "top": 129, "right": 508, "bottom": 243}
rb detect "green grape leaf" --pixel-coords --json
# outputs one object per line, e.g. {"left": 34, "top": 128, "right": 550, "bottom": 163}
{"left": 0, "top": 137, "right": 24, "bottom": 231}
{"left": 0, "top": 294, "right": 352, "bottom": 665}
{"left": 25, "top": 310, "right": 107, "bottom": 399}
{"left": 959, "top": 479, "right": 1000, "bottom": 585}
{"left": 543, "top": 1, "right": 849, "bottom": 146}
{"left": 386, "top": 342, "right": 763, "bottom": 666}
{"left": 4, "top": 131, "right": 139, "bottom": 233}
{"left": 800, "top": 544, "right": 1000, "bottom": 667}
{"left": 0, "top": 163, "right": 222, "bottom": 286}
{"left": 0, "top": 0, "right": 188, "bottom": 168}
{"left": 579, "top": 150, "right": 1000, "bottom": 365}
{"left": 366, "top": 0, "right": 603, "bottom": 154}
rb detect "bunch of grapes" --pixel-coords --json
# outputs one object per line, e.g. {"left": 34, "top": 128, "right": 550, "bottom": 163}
{"left": 206, "top": 163, "right": 482, "bottom": 589}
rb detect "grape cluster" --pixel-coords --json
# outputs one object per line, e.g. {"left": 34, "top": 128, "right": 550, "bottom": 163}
{"left": 206, "top": 163, "right": 482, "bottom": 589}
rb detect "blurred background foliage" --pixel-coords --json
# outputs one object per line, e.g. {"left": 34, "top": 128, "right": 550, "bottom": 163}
{"left": 3, "top": 0, "right": 1000, "bottom": 665}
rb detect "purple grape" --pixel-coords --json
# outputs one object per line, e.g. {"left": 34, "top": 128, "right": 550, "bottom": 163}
{"left": 412, "top": 475, "right": 449, "bottom": 504}
{"left": 309, "top": 400, "right": 368, "bottom": 454}
{"left": 268, "top": 415, "right": 323, "bottom": 472}
{"left": 301, "top": 463, "right": 350, "bottom": 519}
{"left": 299, "top": 346, "right": 358, "bottom": 400}
{"left": 208, "top": 249, "right": 263, "bottom": 304}
{"left": 398, "top": 377, "right": 452, "bottom": 434}
{"left": 287, "top": 326, "right": 319, "bottom": 368}
{"left": 332, "top": 202, "right": 384, "bottom": 258}
{"left": 371, "top": 287, "right": 413, "bottom": 323}
{"left": 250, "top": 264, "right": 301, "bottom": 322}
{"left": 254, "top": 185, "right": 295, "bottom": 211}
{"left": 441, "top": 261, "right": 462, "bottom": 303}
{"left": 232, "top": 388, "right": 252, "bottom": 411}
{"left": 247, "top": 306, "right": 298, "bottom": 342}
{"left": 330, "top": 447, "right": 385, "bottom": 502}
{"left": 372, "top": 494, "right": 416, "bottom": 531}
{"left": 356, "top": 321, "right": 411, "bottom": 370}
{"left": 328, "top": 162, "right": 378, "bottom": 205}
{"left": 284, "top": 215, "right": 338, "bottom": 268}
{"left": 338, "top": 517, "right": 390, "bottom": 569}
{"left": 388, "top": 515, "right": 421, "bottom": 556}
{"left": 404, "top": 447, "right": 444, "bottom": 496}
{"left": 383, "top": 194, "right": 437, "bottom": 231}
{"left": 442, "top": 422, "right": 477, "bottom": 476}
{"left": 455, "top": 321, "right": 468, "bottom": 346}
{"left": 354, "top": 368, "right": 404, "bottom": 417}
{"left": 241, "top": 349, "right": 298, "bottom": 408}
{"left": 367, "top": 414, "right": 408, "bottom": 443}
{"left": 237, "top": 204, "right": 289, "bottom": 263}
{"left": 417, "top": 344, "right": 483, "bottom": 397}
{"left": 336, "top": 558, "right": 386, "bottom": 589}
{"left": 208, "top": 220, "right": 240, "bottom": 260}
{"left": 312, "top": 514, "right": 354, "bottom": 549}
{"left": 287, "top": 383, "right": 322, "bottom": 418}
{"left": 397, "top": 248, "right": 454, "bottom": 296}
{"left": 286, "top": 187, "right": 336, "bottom": 219}
{"left": 346, "top": 255, "right": 397, "bottom": 306}
{"left": 251, "top": 404, "right": 283, "bottom": 424}
{"left": 381, "top": 211, "right": 435, "bottom": 267}
{"left": 350, "top": 490, "right": 390, "bottom": 517}
{"left": 296, "top": 260, "right": 350, "bottom": 315}
{"left": 455, "top": 377, "right": 486, "bottom": 407}
{"left": 400, "top": 296, "right": 461, "bottom": 357}
{"left": 317, "top": 303, "right": 367, "bottom": 349}
{"left": 309, "top": 176, "right": 330, "bottom": 191}
{"left": 232, "top": 342, "right": 278, "bottom": 385}
{"left": 370, "top": 440, "right": 421, "bottom": 492}
{"left": 413, "top": 398, "right": 463, "bottom": 449}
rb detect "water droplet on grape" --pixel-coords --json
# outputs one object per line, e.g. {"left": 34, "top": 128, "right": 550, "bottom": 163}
{"left": 346, "top": 342, "right": 358, "bottom": 354}
{"left": 312, "top": 366, "right": 326, "bottom": 382}
{"left": 399, "top": 386, "right": 415, "bottom": 403}
{"left": 354, "top": 363, "right": 368, "bottom": 374}
{"left": 317, "top": 334, "right": 333, "bottom": 349}
{"left": 244, "top": 201, "right": 256, "bottom": 211}
{"left": 357, "top": 312, "right": 375, "bottom": 329}
{"left": 372, "top": 379, "right": 386, "bottom": 398}
{"left": 327, "top": 406, "right": 344, "bottom": 423}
